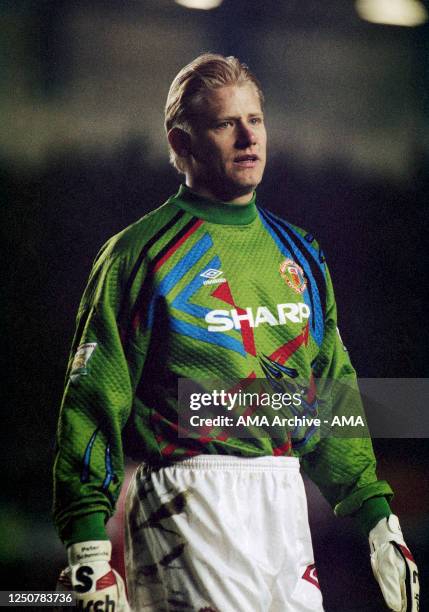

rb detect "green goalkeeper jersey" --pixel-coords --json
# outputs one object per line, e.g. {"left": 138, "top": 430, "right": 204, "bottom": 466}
{"left": 53, "top": 185, "right": 392, "bottom": 544}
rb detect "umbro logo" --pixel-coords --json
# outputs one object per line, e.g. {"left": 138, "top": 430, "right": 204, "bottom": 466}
{"left": 200, "top": 268, "right": 226, "bottom": 286}
{"left": 200, "top": 268, "right": 223, "bottom": 279}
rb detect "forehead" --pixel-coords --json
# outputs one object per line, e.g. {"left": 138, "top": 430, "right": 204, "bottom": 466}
{"left": 198, "top": 83, "right": 263, "bottom": 121}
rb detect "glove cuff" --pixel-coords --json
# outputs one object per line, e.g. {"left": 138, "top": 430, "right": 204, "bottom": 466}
{"left": 68, "top": 540, "right": 112, "bottom": 566}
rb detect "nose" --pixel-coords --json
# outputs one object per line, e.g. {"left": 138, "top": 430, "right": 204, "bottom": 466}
{"left": 235, "top": 121, "right": 256, "bottom": 149}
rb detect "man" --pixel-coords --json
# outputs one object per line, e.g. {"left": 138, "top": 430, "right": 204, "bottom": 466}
{"left": 54, "top": 54, "right": 419, "bottom": 611}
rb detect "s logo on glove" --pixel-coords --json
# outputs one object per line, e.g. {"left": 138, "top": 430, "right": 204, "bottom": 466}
{"left": 56, "top": 540, "right": 130, "bottom": 612}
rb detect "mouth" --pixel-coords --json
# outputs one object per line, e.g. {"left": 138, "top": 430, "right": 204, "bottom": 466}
{"left": 233, "top": 154, "right": 259, "bottom": 168}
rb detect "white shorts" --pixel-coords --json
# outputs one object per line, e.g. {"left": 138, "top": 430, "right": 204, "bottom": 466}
{"left": 124, "top": 455, "right": 324, "bottom": 612}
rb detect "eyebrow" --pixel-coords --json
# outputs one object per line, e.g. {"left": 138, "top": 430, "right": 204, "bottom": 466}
{"left": 212, "top": 112, "right": 264, "bottom": 122}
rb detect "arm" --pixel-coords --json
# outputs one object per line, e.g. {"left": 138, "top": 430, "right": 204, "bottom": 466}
{"left": 53, "top": 237, "right": 149, "bottom": 546}
{"left": 301, "top": 264, "right": 393, "bottom": 525}
{"left": 53, "top": 237, "right": 152, "bottom": 611}
{"left": 301, "top": 262, "right": 419, "bottom": 611}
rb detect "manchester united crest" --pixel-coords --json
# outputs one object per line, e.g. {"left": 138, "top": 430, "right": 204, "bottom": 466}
{"left": 279, "top": 259, "right": 307, "bottom": 294}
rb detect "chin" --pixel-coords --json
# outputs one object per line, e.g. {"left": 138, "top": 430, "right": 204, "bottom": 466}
{"left": 234, "top": 170, "right": 263, "bottom": 188}
{"left": 206, "top": 172, "right": 263, "bottom": 201}
{"left": 234, "top": 177, "right": 262, "bottom": 193}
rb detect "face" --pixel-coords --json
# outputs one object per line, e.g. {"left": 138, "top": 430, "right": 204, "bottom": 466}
{"left": 186, "top": 83, "right": 267, "bottom": 204}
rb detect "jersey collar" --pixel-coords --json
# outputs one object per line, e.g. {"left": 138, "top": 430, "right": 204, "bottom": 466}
{"left": 170, "top": 184, "right": 258, "bottom": 225}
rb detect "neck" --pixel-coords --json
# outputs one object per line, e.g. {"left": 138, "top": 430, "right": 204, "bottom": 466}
{"left": 170, "top": 184, "right": 258, "bottom": 225}
{"left": 185, "top": 178, "right": 254, "bottom": 205}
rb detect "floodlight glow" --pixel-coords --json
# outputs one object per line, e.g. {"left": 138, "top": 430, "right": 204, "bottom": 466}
{"left": 356, "top": 0, "right": 428, "bottom": 26}
{"left": 175, "top": 0, "right": 223, "bottom": 9}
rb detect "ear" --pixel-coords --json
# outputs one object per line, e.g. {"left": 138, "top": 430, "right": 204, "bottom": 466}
{"left": 167, "top": 127, "right": 192, "bottom": 159}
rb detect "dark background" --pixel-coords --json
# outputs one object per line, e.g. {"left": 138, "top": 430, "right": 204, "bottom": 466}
{"left": 2, "top": 1, "right": 428, "bottom": 610}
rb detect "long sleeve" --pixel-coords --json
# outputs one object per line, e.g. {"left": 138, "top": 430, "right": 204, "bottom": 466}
{"left": 53, "top": 240, "right": 147, "bottom": 545}
{"left": 301, "top": 264, "right": 393, "bottom": 518}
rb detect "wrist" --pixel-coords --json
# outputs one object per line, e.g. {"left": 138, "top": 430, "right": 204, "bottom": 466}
{"left": 355, "top": 496, "right": 392, "bottom": 536}
{"left": 64, "top": 513, "right": 109, "bottom": 548}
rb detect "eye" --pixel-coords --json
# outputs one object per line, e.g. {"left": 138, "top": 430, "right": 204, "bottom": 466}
{"left": 216, "top": 121, "right": 233, "bottom": 130}
{"left": 249, "top": 116, "right": 263, "bottom": 125}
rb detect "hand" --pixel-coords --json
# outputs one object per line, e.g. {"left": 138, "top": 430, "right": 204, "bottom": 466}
{"left": 369, "top": 514, "right": 419, "bottom": 611}
{"left": 57, "top": 540, "right": 130, "bottom": 612}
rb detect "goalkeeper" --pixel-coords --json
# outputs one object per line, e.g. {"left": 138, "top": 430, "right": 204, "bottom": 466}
{"left": 53, "top": 53, "right": 419, "bottom": 611}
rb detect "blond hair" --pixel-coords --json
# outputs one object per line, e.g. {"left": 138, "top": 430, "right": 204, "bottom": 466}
{"left": 165, "top": 53, "right": 264, "bottom": 172}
